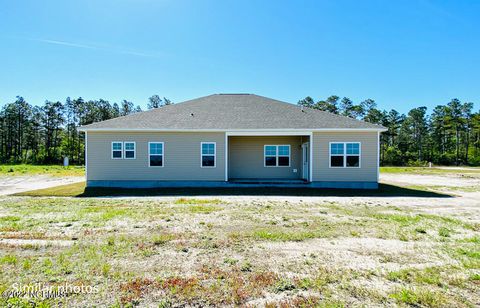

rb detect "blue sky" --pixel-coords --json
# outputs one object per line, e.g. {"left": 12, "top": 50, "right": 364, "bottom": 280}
{"left": 1, "top": 0, "right": 479, "bottom": 113}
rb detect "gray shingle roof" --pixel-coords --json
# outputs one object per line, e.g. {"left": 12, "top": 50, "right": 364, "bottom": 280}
{"left": 80, "top": 94, "right": 385, "bottom": 130}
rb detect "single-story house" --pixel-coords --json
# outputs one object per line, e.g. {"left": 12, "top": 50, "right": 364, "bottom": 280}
{"left": 79, "top": 94, "right": 387, "bottom": 189}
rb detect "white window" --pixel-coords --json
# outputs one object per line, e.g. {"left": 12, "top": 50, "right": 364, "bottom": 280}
{"left": 201, "top": 142, "right": 216, "bottom": 167}
{"left": 149, "top": 142, "right": 164, "bottom": 167}
{"left": 330, "top": 142, "right": 361, "bottom": 168}
{"left": 264, "top": 145, "right": 290, "bottom": 167}
{"left": 112, "top": 142, "right": 123, "bottom": 159}
{"left": 124, "top": 142, "right": 136, "bottom": 159}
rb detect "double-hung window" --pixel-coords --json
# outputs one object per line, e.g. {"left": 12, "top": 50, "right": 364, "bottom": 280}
{"left": 330, "top": 142, "right": 360, "bottom": 168}
{"left": 264, "top": 145, "right": 290, "bottom": 167}
{"left": 112, "top": 142, "right": 123, "bottom": 159}
{"left": 124, "top": 142, "right": 136, "bottom": 159}
{"left": 149, "top": 142, "right": 164, "bottom": 167}
{"left": 112, "top": 141, "right": 136, "bottom": 159}
{"left": 201, "top": 142, "right": 216, "bottom": 167}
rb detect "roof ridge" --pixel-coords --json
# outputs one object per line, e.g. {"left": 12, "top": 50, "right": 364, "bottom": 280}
{"left": 216, "top": 93, "right": 251, "bottom": 95}
{"left": 79, "top": 93, "right": 386, "bottom": 130}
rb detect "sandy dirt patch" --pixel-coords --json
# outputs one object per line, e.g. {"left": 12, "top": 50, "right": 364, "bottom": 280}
{"left": 0, "top": 238, "right": 75, "bottom": 247}
{"left": 436, "top": 166, "right": 480, "bottom": 171}
{"left": 256, "top": 238, "right": 445, "bottom": 272}
{"left": 380, "top": 172, "right": 480, "bottom": 187}
{"left": 0, "top": 175, "right": 84, "bottom": 196}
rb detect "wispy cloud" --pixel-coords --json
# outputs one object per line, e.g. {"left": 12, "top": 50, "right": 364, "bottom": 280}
{"left": 32, "top": 38, "right": 101, "bottom": 50}
{"left": 27, "top": 37, "right": 162, "bottom": 58}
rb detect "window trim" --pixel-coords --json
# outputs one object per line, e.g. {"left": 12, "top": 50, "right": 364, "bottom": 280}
{"left": 123, "top": 141, "right": 136, "bottom": 160}
{"left": 111, "top": 141, "right": 123, "bottom": 160}
{"left": 329, "top": 142, "right": 361, "bottom": 168}
{"left": 148, "top": 142, "right": 164, "bottom": 168}
{"left": 200, "top": 142, "right": 216, "bottom": 168}
{"left": 263, "top": 145, "right": 291, "bottom": 168}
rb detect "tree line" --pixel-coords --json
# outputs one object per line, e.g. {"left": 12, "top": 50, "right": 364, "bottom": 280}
{"left": 298, "top": 96, "right": 480, "bottom": 166}
{"left": 0, "top": 94, "right": 478, "bottom": 166}
{"left": 0, "top": 95, "right": 171, "bottom": 164}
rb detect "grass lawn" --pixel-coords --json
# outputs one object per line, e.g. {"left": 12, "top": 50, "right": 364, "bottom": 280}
{"left": 1, "top": 167, "right": 479, "bottom": 306}
{"left": 0, "top": 196, "right": 478, "bottom": 306}
{"left": 0, "top": 164, "right": 85, "bottom": 177}
{"left": 15, "top": 181, "right": 88, "bottom": 197}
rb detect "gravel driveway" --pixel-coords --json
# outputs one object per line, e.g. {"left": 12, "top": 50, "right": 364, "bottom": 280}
{"left": 0, "top": 175, "right": 84, "bottom": 195}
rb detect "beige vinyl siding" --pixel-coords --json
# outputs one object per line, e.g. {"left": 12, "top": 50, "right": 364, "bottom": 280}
{"left": 87, "top": 132, "right": 225, "bottom": 181}
{"left": 228, "top": 136, "right": 305, "bottom": 180}
{"left": 312, "top": 132, "right": 378, "bottom": 182}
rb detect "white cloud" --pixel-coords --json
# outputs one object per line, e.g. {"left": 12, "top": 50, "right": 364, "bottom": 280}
{"left": 29, "top": 38, "right": 162, "bottom": 58}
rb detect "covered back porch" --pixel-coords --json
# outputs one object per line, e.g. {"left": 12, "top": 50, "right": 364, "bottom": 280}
{"left": 225, "top": 132, "right": 312, "bottom": 183}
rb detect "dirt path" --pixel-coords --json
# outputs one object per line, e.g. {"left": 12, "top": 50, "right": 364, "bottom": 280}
{"left": 0, "top": 175, "right": 84, "bottom": 196}
{"left": 435, "top": 166, "right": 480, "bottom": 171}
{"left": 380, "top": 172, "right": 480, "bottom": 187}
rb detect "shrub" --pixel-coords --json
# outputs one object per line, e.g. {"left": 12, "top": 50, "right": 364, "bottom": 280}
{"left": 382, "top": 146, "right": 404, "bottom": 166}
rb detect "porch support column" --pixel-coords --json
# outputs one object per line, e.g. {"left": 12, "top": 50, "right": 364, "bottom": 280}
{"left": 225, "top": 132, "right": 229, "bottom": 181}
{"left": 377, "top": 131, "right": 380, "bottom": 182}
{"left": 309, "top": 132, "right": 313, "bottom": 182}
